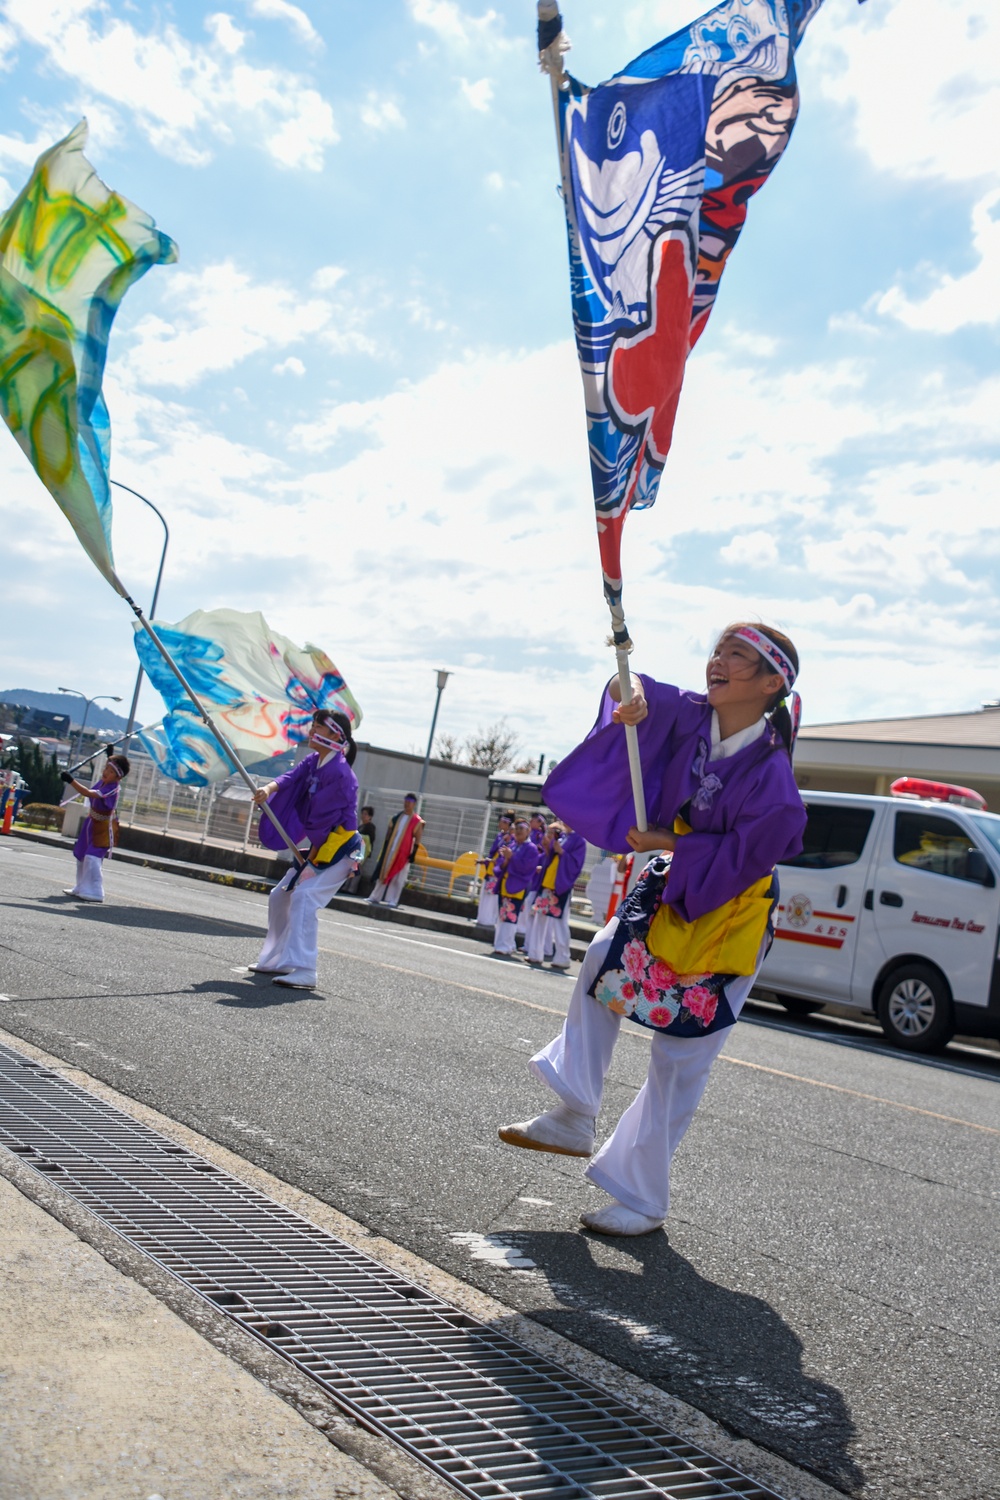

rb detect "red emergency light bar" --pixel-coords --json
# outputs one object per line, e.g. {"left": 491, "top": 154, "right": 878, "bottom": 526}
{"left": 889, "top": 776, "right": 987, "bottom": 810}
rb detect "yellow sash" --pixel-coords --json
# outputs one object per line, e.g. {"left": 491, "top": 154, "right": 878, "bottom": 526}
{"left": 645, "top": 819, "right": 773, "bottom": 978}
{"left": 313, "top": 825, "right": 357, "bottom": 867}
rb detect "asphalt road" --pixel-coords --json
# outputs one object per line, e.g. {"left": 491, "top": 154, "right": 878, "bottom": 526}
{"left": 2, "top": 838, "right": 998, "bottom": 1500}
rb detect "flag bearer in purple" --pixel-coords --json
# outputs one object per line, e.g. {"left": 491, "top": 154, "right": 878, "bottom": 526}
{"left": 477, "top": 811, "right": 513, "bottom": 927}
{"left": 61, "top": 753, "right": 130, "bottom": 902}
{"left": 500, "top": 624, "right": 806, "bottom": 1236}
{"left": 250, "top": 710, "right": 362, "bottom": 990}
{"left": 526, "top": 822, "right": 587, "bottom": 970}
{"left": 491, "top": 819, "right": 542, "bottom": 957}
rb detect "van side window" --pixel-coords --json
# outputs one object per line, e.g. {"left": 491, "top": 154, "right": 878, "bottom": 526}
{"left": 783, "top": 805, "right": 874, "bottom": 868}
{"left": 893, "top": 811, "right": 982, "bottom": 883}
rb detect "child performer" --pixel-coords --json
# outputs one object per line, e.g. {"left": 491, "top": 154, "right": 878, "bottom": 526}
{"left": 526, "top": 822, "right": 586, "bottom": 970}
{"left": 251, "top": 710, "right": 363, "bottom": 990}
{"left": 499, "top": 624, "right": 806, "bottom": 1236}
{"left": 477, "top": 812, "right": 513, "bottom": 927}
{"left": 61, "top": 753, "right": 130, "bottom": 903}
{"left": 491, "top": 818, "right": 542, "bottom": 957}
{"left": 369, "top": 793, "right": 424, "bottom": 907}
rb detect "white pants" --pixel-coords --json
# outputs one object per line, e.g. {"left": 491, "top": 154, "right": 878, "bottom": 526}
{"left": 477, "top": 887, "right": 499, "bottom": 926}
{"left": 256, "top": 856, "right": 354, "bottom": 979}
{"left": 493, "top": 915, "right": 519, "bottom": 953}
{"left": 516, "top": 890, "right": 536, "bottom": 935}
{"left": 369, "top": 866, "right": 408, "bottom": 907}
{"left": 70, "top": 856, "right": 105, "bottom": 901}
{"left": 529, "top": 918, "right": 756, "bottom": 1220}
{"left": 527, "top": 906, "right": 570, "bottom": 965}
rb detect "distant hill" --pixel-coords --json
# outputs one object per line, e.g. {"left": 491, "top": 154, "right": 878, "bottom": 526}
{"left": 0, "top": 690, "right": 129, "bottom": 732}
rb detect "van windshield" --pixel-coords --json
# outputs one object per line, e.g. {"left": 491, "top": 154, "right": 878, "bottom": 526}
{"left": 968, "top": 813, "right": 1000, "bottom": 858}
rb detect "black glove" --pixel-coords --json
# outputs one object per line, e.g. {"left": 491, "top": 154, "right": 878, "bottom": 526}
{"left": 60, "top": 771, "right": 74, "bottom": 784}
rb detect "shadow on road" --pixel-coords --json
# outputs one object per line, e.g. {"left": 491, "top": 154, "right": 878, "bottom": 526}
{"left": 495, "top": 1228, "right": 866, "bottom": 1496}
{"left": 16, "top": 896, "right": 264, "bottom": 940}
{"left": 209, "top": 980, "right": 320, "bottom": 1010}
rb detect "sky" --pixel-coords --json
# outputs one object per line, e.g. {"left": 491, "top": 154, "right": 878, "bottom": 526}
{"left": 0, "top": 0, "right": 998, "bottom": 766}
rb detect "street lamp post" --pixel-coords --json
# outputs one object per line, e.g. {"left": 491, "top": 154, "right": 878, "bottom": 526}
{"left": 58, "top": 690, "right": 124, "bottom": 762}
{"left": 417, "top": 670, "right": 451, "bottom": 804}
{"left": 111, "top": 481, "right": 169, "bottom": 748}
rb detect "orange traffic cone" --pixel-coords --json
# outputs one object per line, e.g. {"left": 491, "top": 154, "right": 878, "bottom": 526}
{"left": 605, "top": 852, "right": 634, "bottom": 923}
{"left": 1, "top": 797, "right": 13, "bottom": 835}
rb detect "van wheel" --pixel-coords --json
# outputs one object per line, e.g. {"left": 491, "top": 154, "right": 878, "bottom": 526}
{"left": 778, "top": 998, "right": 824, "bottom": 1017}
{"left": 877, "top": 964, "right": 954, "bottom": 1053}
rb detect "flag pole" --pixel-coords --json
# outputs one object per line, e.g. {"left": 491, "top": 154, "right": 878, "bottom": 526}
{"left": 538, "top": 2, "right": 647, "bottom": 833}
{"left": 116, "top": 585, "right": 304, "bottom": 865}
{"left": 63, "top": 722, "right": 156, "bottom": 781}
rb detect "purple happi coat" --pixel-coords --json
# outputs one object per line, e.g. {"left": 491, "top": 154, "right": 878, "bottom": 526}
{"left": 543, "top": 677, "right": 805, "bottom": 922}
{"left": 73, "top": 778, "right": 121, "bottom": 861}
{"left": 499, "top": 838, "right": 541, "bottom": 899}
{"left": 258, "top": 751, "right": 358, "bottom": 851}
{"left": 533, "top": 832, "right": 587, "bottom": 920}
{"left": 543, "top": 677, "right": 805, "bottom": 1037}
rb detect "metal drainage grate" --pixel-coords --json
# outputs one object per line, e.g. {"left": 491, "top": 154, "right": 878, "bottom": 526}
{"left": 0, "top": 1042, "right": 783, "bottom": 1500}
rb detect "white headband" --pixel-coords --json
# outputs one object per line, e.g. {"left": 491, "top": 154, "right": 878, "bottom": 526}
{"left": 732, "top": 626, "right": 796, "bottom": 691}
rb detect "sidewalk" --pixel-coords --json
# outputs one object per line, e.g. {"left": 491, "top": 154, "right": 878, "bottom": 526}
{"left": 7, "top": 826, "right": 599, "bottom": 961}
{"left": 0, "top": 1170, "right": 409, "bottom": 1500}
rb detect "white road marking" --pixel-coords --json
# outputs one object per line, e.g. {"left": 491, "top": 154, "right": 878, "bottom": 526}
{"left": 451, "top": 1232, "right": 536, "bottom": 1271}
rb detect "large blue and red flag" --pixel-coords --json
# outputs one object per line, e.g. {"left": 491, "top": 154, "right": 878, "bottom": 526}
{"left": 540, "top": 0, "right": 827, "bottom": 638}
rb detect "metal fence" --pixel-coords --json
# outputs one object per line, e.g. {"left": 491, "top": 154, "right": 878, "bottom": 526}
{"left": 115, "top": 757, "right": 606, "bottom": 912}
{"left": 119, "top": 756, "right": 263, "bottom": 851}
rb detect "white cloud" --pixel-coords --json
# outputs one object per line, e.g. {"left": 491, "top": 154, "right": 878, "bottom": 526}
{"left": 264, "top": 88, "right": 336, "bottom": 170}
{"left": 720, "top": 531, "right": 780, "bottom": 569}
{"left": 407, "top": 0, "right": 513, "bottom": 52}
{"left": 360, "top": 92, "right": 405, "bottom": 132}
{"left": 247, "top": 0, "right": 321, "bottom": 49}
{"left": 1, "top": 0, "right": 338, "bottom": 170}
{"left": 311, "top": 264, "right": 347, "bottom": 291}
{"left": 718, "top": 322, "right": 778, "bottom": 358}
{"left": 205, "top": 12, "right": 246, "bottom": 55}
{"left": 484, "top": 170, "right": 504, "bottom": 192}
{"left": 122, "top": 261, "right": 338, "bottom": 388}
{"left": 808, "top": 0, "right": 1000, "bottom": 186}
{"left": 273, "top": 356, "right": 306, "bottom": 376}
{"left": 876, "top": 189, "right": 1000, "bottom": 332}
{"left": 460, "top": 76, "right": 493, "bottom": 112}
{"left": 3, "top": 314, "right": 999, "bottom": 748}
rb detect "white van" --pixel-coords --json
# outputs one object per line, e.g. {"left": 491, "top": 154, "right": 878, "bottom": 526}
{"left": 758, "top": 787, "right": 1000, "bottom": 1053}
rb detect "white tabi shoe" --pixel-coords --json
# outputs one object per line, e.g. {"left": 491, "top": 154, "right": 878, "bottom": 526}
{"left": 63, "top": 888, "right": 82, "bottom": 898}
{"left": 579, "top": 1201, "right": 664, "bottom": 1237}
{"left": 498, "top": 1104, "right": 596, "bottom": 1157}
{"left": 272, "top": 969, "right": 317, "bottom": 989}
{"left": 247, "top": 963, "right": 292, "bottom": 974}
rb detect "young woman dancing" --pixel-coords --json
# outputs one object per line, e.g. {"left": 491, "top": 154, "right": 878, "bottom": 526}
{"left": 61, "top": 753, "right": 130, "bottom": 903}
{"left": 499, "top": 624, "right": 806, "bottom": 1235}
{"left": 251, "top": 709, "right": 362, "bottom": 990}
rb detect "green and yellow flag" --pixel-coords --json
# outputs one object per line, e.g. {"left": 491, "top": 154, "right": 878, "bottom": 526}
{"left": 0, "top": 120, "right": 177, "bottom": 592}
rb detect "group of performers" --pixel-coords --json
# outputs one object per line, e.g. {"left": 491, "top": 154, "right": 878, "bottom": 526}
{"left": 477, "top": 813, "right": 587, "bottom": 968}
{"left": 56, "top": 620, "right": 806, "bottom": 1241}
